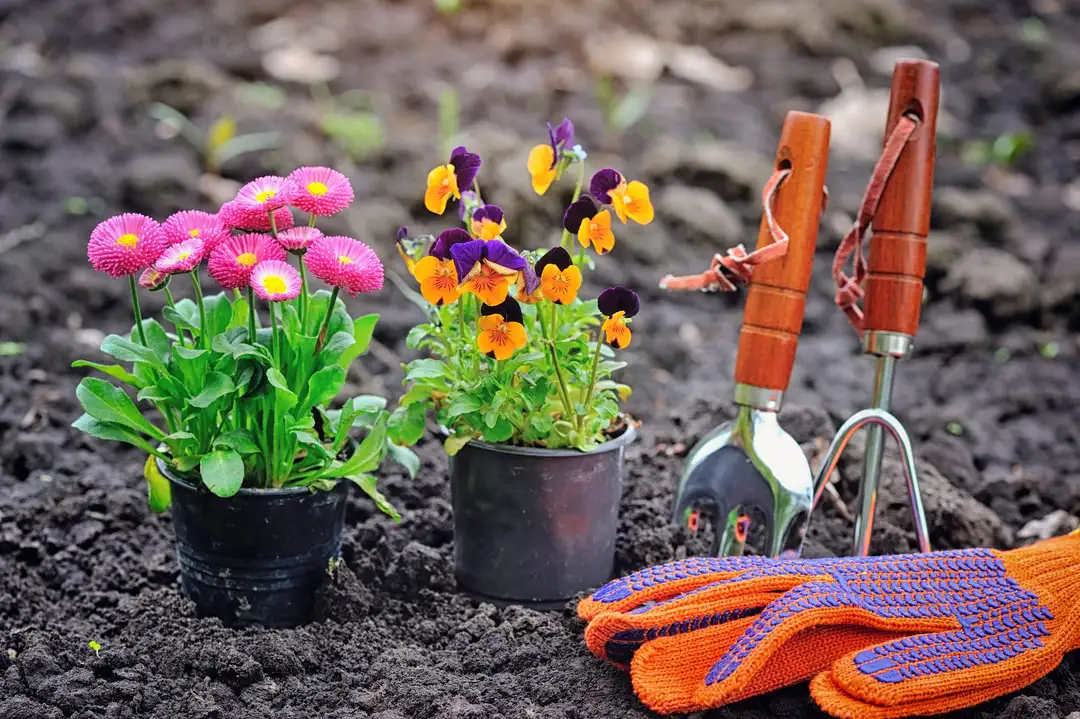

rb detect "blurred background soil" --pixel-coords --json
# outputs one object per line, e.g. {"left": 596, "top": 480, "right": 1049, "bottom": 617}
{"left": 2, "top": 0, "right": 1080, "bottom": 717}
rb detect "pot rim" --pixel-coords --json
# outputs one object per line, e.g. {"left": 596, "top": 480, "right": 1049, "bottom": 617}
{"left": 155, "top": 455, "right": 335, "bottom": 498}
{"left": 453, "top": 419, "right": 638, "bottom": 458}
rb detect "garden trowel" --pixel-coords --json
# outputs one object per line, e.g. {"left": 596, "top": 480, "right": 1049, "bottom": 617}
{"left": 671, "top": 111, "right": 830, "bottom": 558}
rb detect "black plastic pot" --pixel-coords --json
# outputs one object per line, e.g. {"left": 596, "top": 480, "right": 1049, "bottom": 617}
{"left": 449, "top": 424, "right": 637, "bottom": 608}
{"left": 158, "top": 459, "right": 348, "bottom": 628}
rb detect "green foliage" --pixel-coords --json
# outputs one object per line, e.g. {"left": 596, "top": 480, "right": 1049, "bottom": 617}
{"left": 73, "top": 288, "right": 420, "bottom": 517}
{"left": 595, "top": 75, "right": 653, "bottom": 138}
{"left": 148, "top": 103, "right": 282, "bottom": 174}
{"left": 960, "top": 131, "right": 1034, "bottom": 169}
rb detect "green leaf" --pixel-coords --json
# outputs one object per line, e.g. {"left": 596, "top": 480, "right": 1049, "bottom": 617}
{"left": 482, "top": 416, "right": 514, "bottom": 443}
{"left": 328, "top": 413, "right": 388, "bottom": 477}
{"left": 99, "top": 335, "right": 164, "bottom": 369}
{"left": 446, "top": 394, "right": 483, "bottom": 419}
{"left": 76, "top": 378, "right": 165, "bottom": 439}
{"left": 399, "top": 384, "right": 434, "bottom": 407}
{"left": 444, "top": 432, "right": 473, "bottom": 457}
{"left": 320, "top": 330, "right": 355, "bottom": 366}
{"left": 305, "top": 365, "right": 346, "bottom": 410}
{"left": 200, "top": 450, "right": 245, "bottom": 497}
{"left": 406, "top": 326, "right": 430, "bottom": 350}
{"left": 188, "top": 372, "right": 235, "bottom": 408}
{"left": 214, "top": 429, "right": 260, "bottom": 454}
{"left": 266, "top": 367, "right": 298, "bottom": 409}
{"left": 388, "top": 443, "right": 420, "bottom": 479}
{"left": 405, "top": 359, "right": 448, "bottom": 381}
{"left": 348, "top": 473, "right": 400, "bottom": 521}
{"left": 162, "top": 300, "right": 200, "bottom": 332}
{"left": 203, "top": 293, "right": 234, "bottom": 338}
{"left": 143, "top": 455, "right": 172, "bottom": 513}
{"left": 174, "top": 455, "right": 202, "bottom": 473}
{"left": 388, "top": 403, "right": 426, "bottom": 446}
{"left": 174, "top": 346, "right": 208, "bottom": 360}
{"left": 71, "top": 414, "right": 159, "bottom": 455}
{"left": 136, "top": 386, "right": 172, "bottom": 402}
{"left": 338, "top": 314, "right": 380, "bottom": 368}
{"left": 229, "top": 296, "right": 250, "bottom": 330}
{"left": 138, "top": 319, "right": 172, "bottom": 364}
{"left": 72, "top": 360, "right": 145, "bottom": 388}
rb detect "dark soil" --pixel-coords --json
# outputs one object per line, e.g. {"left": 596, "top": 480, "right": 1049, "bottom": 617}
{"left": 3, "top": 0, "right": 1080, "bottom": 717}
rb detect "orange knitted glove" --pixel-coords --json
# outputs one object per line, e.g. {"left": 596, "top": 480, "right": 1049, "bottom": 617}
{"left": 581, "top": 531, "right": 1080, "bottom": 717}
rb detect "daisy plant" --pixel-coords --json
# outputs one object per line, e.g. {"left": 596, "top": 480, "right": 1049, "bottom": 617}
{"left": 392, "top": 119, "right": 648, "bottom": 454}
{"left": 74, "top": 167, "right": 419, "bottom": 518}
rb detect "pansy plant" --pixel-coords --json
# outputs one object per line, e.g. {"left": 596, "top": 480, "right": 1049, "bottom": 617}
{"left": 392, "top": 120, "right": 650, "bottom": 453}
{"left": 73, "top": 168, "right": 420, "bottom": 518}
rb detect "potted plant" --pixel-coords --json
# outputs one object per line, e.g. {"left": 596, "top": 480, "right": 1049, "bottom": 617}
{"left": 392, "top": 121, "right": 646, "bottom": 607}
{"left": 73, "top": 167, "right": 419, "bottom": 628}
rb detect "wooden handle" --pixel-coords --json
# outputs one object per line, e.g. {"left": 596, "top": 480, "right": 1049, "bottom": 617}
{"left": 733, "top": 111, "right": 831, "bottom": 392}
{"left": 863, "top": 59, "right": 940, "bottom": 337}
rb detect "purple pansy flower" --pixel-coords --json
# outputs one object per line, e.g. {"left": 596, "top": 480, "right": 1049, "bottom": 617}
{"left": 598, "top": 286, "right": 640, "bottom": 318}
{"left": 450, "top": 239, "right": 525, "bottom": 286}
{"left": 449, "top": 146, "right": 481, "bottom": 192}
{"left": 546, "top": 118, "right": 575, "bottom": 168}
{"left": 430, "top": 228, "right": 473, "bottom": 260}
{"left": 590, "top": 169, "right": 624, "bottom": 205}
{"left": 563, "top": 194, "right": 601, "bottom": 232}
{"left": 518, "top": 260, "right": 540, "bottom": 296}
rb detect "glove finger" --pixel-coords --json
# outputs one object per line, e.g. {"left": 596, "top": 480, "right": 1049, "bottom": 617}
{"left": 828, "top": 616, "right": 1058, "bottom": 707}
{"left": 585, "top": 595, "right": 767, "bottom": 667}
{"left": 629, "top": 622, "right": 906, "bottom": 715}
{"left": 578, "top": 555, "right": 766, "bottom": 621}
{"left": 684, "top": 581, "right": 955, "bottom": 709}
{"left": 811, "top": 655, "right": 1062, "bottom": 719}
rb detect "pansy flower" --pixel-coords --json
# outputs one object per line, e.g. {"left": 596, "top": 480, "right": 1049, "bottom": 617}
{"left": 477, "top": 297, "right": 527, "bottom": 361}
{"left": 450, "top": 239, "right": 525, "bottom": 306}
{"left": 155, "top": 238, "right": 206, "bottom": 275}
{"left": 138, "top": 267, "right": 168, "bottom": 291}
{"left": 470, "top": 205, "right": 507, "bottom": 241}
{"left": 409, "top": 228, "right": 466, "bottom": 306}
{"left": 250, "top": 260, "right": 302, "bottom": 302}
{"left": 220, "top": 201, "right": 296, "bottom": 233}
{"left": 287, "top": 166, "right": 354, "bottom": 216}
{"left": 425, "top": 146, "right": 481, "bottom": 216}
{"left": 208, "top": 233, "right": 287, "bottom": 290}
{"left": 305, "top": 235, "right": 385, "bottom": 296}
{"left": 535, "top": 247, "right": 582, "bottom": 305}
{"left": 514, "top": 262, "right": 543, "bottom": 304}
{"left": 563, "top": 195, "right": 615, "bottom": 254}
{"left": 87, "top": 213, "right": 166, "bottom": 278}
{"left": 590, "top": 169, "right": 654, "bottom": 225}
{"left": 276, "top": 226, "right": 323, "bottom": 254}
{"left": 598, "top": 286, "right": 640, "bottom": 349}
{"left": 161, "top": 210, "right": 230, "bottom": 251}
{"left": 527, "top": 118, "right": 574, "bottom": 196}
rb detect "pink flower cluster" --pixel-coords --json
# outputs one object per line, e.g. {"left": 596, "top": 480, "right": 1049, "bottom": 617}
{"left": 86, "top": 167, "right": 383, "bottom": 302}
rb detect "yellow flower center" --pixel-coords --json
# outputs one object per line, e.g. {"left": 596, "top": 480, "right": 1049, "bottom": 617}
{"left": 255, "top": 189, "right": 277, "bottom": 203}
{"left": 176, "top": 251, "right": 191, "bottom": 262}
{"left": 189, "top": 228, "right": 201, "bottom": 237}
{"left": 116, "top": 233, "right": 139, "bottom": 248}
{"left": 307, "top": 181, "right": 329, "bottom": 197}
{"left": 262, "top": 275, "right": 287, "bottom": 294}
{"left": 236, "top": 252, "right": 258, "bottom": 267}
{"left": 337, "top": 255, "right": 353, "bottom": 265}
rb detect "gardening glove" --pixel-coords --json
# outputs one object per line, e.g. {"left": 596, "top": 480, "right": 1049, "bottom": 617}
{"left": 578, "top": 553, "right": 907, "bottom": 709}
{"left": 593, "top": 530, "right": 1080, "bottom": 717}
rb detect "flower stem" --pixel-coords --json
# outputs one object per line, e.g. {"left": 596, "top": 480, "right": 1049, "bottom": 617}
{"left": 543, "top": 303, "right": 575, "bottom": 420}
{"left": 314, "top": 286, "right": 340, "bottom": 355}
{"left": 163, "top": 286, "right": 188, "bottom": 348}
{"left": 268, "top": 210, "right": 279, "bottom": 238}
{"left": 576, "top": 333, "right": 604, "bottom": 435}
{"left": 472, "top": 178, "right": 484, "bottom": 205}
{"left": 560, "top": 161, "right": 586, "bottom": 250}
{"left": 190, "top": 270, "right": 208, "bottom": 350}
{"left": 270, "top": 301, "right": 280, "bottom": 366}
{"left": 247, "top": 286, "right": 257, "bottom": 342}
{"left": 128, "top": 275, "right": 148, "bottom": 346}
{"left": 308, "top": 213, "right": 317, "bottom": 228}
{"left": 298, "top": 256, "right": 309, "bottom": 329}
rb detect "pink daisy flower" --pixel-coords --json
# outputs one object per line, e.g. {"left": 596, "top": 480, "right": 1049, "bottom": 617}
{"left": 208, "top": 233, "right": 287, "bottom": 290}
{"left": 138, "top": 267, "right": 168, "bottom": 291}
{"left": 305, "top": 235, "right": 384, "bottom": 296}
{"left": 250, "top": 260, "right": 302, "bottom": 302}
{"left": 87, "top": 213, "right": 166, "bottom": 278}
{"left": 155, "top": 238, "right": 206, "bottom": 274}
{"left": 286, "top": 166, "right": 354, "bottom": 216}
{"left": 219, "top": 201, "right": 296, "bottom": 233}
{"left": 234, "top": 175, "right": 299, "bottom": 213}
{"left": 276, "top": 226, "right": 323, "bottom": 253}
{"left": 161, "top": 210, "right": 230, "bottom": 251}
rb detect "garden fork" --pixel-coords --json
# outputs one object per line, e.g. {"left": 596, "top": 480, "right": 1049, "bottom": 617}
{"left": 810, "top": 59, "right": 941, "bottom": 556}
{"left": 671, "top": 111, "right": 830, "bottom": 558}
